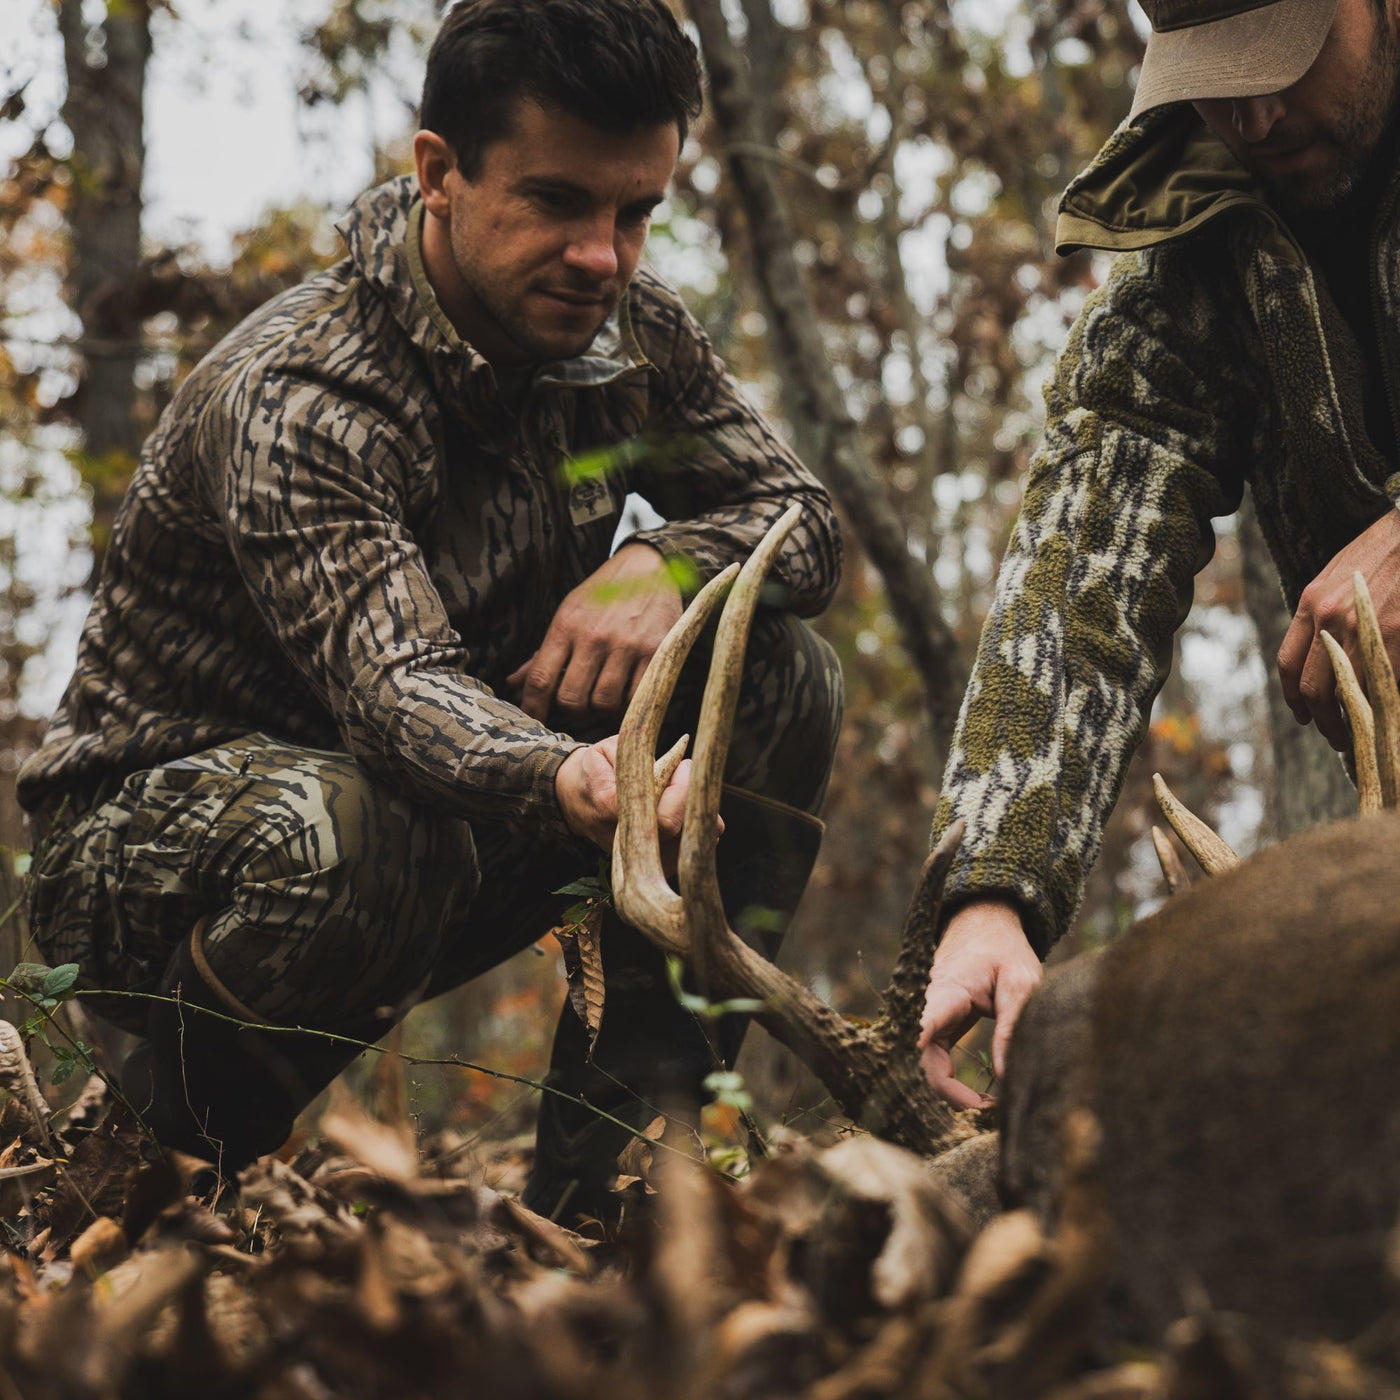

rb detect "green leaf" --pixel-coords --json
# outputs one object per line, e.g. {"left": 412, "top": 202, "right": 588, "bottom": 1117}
{"left": 666, "top": 958, "right": 768, "bottom": 1020}
{"left": 8, "top": 963, "right": 49, "bottom": 992}
{"left": 554, "top": 877, "right": 610, "bottom": 899}
{"left": 559, "top": 438, "right": 649, "bottom": 486}
{"left": 42, "top": 964, "right": 79, "bottom": 999}
{"left": 665, "top": 956, "right": 710, "bottom": 1014}
{"left": 663, "top": 554, "right": 702, "bottom": 597}
{"left": 50, "top": 1055, "right": 80, "bottom": 1086}
{"left": 707, "top": 996, "right": 766, "bottom": 1018}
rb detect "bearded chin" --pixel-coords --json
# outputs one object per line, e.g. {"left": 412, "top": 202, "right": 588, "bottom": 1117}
{"left": 1267, "top": 159, "right": 1364, "bottom": 215}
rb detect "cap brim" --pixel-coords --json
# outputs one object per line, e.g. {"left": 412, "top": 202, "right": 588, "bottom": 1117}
{"left": 1130, "top": 0, "right": 1339, "bottom": 121}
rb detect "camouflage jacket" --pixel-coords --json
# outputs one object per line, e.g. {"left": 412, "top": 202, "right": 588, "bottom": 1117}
{"left": 18, "top": 177, "right": 841, "bottom": 842}
{"left": 933, "top": 108, "right": 1400, "bottom": 954}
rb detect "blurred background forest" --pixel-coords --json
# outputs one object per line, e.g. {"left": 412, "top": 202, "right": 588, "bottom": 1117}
{"left": 0, "top": 0, "right": 1358, "bottom": 1150}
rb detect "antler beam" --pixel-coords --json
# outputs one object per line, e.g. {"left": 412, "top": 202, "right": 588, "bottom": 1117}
{"left": 613, "top": 509, "right": 974, "bottom": 1157}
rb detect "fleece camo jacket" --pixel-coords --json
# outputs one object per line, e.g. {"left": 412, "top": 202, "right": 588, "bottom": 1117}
{"left": 932, "top": 107, "right": 1400, "bottom": 955}
{"left": 18, "top": 176, "right": 841, "bottom": 843}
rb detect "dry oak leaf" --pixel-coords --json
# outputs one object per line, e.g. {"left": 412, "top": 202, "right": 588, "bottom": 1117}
{"left": 552, "top": 902, "right": 607, "bottom": 1054}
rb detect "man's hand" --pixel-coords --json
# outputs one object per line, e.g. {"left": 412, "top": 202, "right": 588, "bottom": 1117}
{"left": 554, "top": 734, "right": 692, "bottom": 858}
{"left": 1279, "top": 509, "right": 1400, "bottom": 750}
{"left": 918, "top": 899, "right": 1042, "bottom": 1109}
{"left": 508, "top": 543, "right": 683, "bottom": 722}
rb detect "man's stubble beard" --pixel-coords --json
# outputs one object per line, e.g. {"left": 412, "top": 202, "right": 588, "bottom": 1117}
{"left": 1268, "top": 17, "right": 1400, "bottom": 213}
{"left": 450, "top": 235, "right": 607, "bottom": 366}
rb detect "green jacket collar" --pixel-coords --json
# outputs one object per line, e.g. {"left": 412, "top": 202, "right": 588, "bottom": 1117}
{"left": 1055, "top": 106, "right": 1296, "bottom": 259}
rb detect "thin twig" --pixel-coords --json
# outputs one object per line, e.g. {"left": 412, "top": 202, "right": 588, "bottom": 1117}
{"left": 72, "top": 989, "right": 683, "bottom": 1161}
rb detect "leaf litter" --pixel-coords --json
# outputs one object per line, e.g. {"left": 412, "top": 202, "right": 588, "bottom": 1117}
{"left": 0, "top": 1037, "right": 1389, "bottom": 1398}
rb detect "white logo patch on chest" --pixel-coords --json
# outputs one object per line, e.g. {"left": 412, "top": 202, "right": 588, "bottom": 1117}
{"left": 568, "top": 477, "right": 617, "bottom": 526}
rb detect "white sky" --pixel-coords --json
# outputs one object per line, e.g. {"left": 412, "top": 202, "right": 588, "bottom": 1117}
{"left": 0, "top": 0, "right": 415, "bottom": 260}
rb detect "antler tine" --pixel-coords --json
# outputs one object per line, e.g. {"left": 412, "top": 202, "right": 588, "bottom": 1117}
{"left": 1151, "top": 826, "right": 1189, "bottom": 896}
{"left": 884, "top": 820, "right": 966, "bottom": 1044}
{"left": 653, "top": 733, "right": 691, "bottom": 801}
{"left": 1351, "top": 572, "right": 1400, "bottom": 808}
{"left": 1152, "top": 774, "right": 1240, "bottom": 876}
{"left": 1320, "top": 631, "right": 1383, "bottom": 816}
{"left": 679, "top": 505, "right": 804, "bottom": 980}
{"left": 613, "top": 565, "right": 740, "bottom": 955}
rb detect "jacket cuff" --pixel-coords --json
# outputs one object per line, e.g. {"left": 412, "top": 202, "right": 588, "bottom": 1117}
{"left": 526, "top": 740, "right": 590, "bottom": 849}
{"left": 937, "top": 859, "right": 1058, "bottom": 960}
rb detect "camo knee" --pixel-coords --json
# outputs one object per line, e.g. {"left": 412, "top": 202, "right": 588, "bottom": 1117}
{"left": 25, "top": 734, "right": 478, "bottom": 1033}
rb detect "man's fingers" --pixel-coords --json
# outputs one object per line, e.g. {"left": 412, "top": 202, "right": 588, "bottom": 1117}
{"left": 655, "top": 757, "right": 690, "bottom": 837}
{"left": 917, "top": 979, "right": 992, "bottom": 1106}
{"left": 919, "top": 1039, "right": 993, "bottom": 1110}
{"left": 590, "top": 650, "right": 635, "bottom": 717}
{"left": 1298, "top": 631, "right": 1350, "bottom": 749}
{"left": 990, "top": 977, "right": 1037, "bottom": 1080}
{"left": 555, "top": 641, "right": 606, "bottom": 717}
{"left": 519, "top": 632, "right": 572, "bottom": 721}
{"left": 1278, "top": 607, "right": 1313, "bottom": 721}
{"left": 625, "top": 651, "right": 655, "bottom": 708}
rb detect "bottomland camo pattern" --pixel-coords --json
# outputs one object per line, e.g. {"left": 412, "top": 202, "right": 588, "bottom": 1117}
{"left": 26, "top": 610, "right": 842, "bottom": 1038}
{"left": 17, "top": 176, "right": 841, "bottom": 849}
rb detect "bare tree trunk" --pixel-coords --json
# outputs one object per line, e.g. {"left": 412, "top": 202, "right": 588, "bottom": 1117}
{"left": 874, "top": 3, "right": 945, "bottom": 560}
{"left": 693, "top": 0, "right": 967, "bottom": 753}
{"left": 58, "top": 0, "right": 151, "bottom": 577}
{"left": 1239, "top": 499, "right": 1356, "bottom": 836}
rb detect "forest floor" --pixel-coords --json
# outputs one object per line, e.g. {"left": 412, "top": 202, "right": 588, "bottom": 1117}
{"left": 0, "top": 1047, "right": 1395, "bottom": 1400}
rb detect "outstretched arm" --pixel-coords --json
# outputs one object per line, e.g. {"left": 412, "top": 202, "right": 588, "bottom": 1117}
{"left": 921, "top": 244, "right": 1260, "bottom": 1102}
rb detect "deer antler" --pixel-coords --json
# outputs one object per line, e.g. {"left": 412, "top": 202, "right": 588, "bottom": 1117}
{"left": 613, "top": 507, "right": 974, "bottom": 1157}
{"left": 1348, "top": 571, "right": 1400, "bottom": 807}
{"left": 1153, "top": 572, "right": 1400, "bottom": 890}
{"left": 1151, "top": 774, "right": 1240, "bottom": 876}
{"left": 1320, "top": 633, "right": 1382, "bottom": 816}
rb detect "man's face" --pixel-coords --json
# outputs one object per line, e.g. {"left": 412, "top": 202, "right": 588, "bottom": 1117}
{"left": 428, "top": 100, "right": 679, "bottom": 365}
{"left": 1193, "top": 0, "right": 1400, "bottom": 212}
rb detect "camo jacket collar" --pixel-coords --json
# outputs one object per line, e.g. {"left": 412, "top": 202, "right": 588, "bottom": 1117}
{"left": 335, "top": 175, "right": 651, "bottom": 427}
{"left": 1055, "top": 106, "right": 1303, "bottom": 260}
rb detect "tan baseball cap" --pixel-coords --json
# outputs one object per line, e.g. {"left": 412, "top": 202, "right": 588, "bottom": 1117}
{"left": 1131, "top": 0, "right": 1340, "bottom": 120}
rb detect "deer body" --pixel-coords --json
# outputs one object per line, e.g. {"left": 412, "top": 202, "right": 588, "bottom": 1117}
{"left": 616, "top": 518, "right": 1400, "bottom": 1353}
{"left": 1002, "top": 811, "right": 1400, "bottom": 1347}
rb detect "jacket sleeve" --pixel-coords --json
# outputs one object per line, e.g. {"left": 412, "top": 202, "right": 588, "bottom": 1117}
{"left": 200, "top": 368, "right": 584, "bottom": 844}
{"left": 624, "top": 272, "right": 842, "bottom": 616}
{"left": 930, "top": 246, "right": 1260, "bottom": 955}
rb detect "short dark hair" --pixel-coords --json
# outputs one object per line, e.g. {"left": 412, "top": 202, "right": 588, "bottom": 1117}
{"left": 420, "top": 0, "right": 704, "bottom": 179}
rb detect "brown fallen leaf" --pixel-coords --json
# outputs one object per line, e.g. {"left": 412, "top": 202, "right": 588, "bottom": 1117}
{"left": 552, "top": 901, "right": 607, "bottom": 1054}
{"left": 69, "top": 1216, "right": 128, "bottom": 1274}
{"left": 318, "top": 1091, "right": 417, "bottom": 1184}
{"left": 0, "top": 1022, "right": 52, "bottom": 1152}
{"left": 616, "top": 1114, "right": 665, "bottom": 1186}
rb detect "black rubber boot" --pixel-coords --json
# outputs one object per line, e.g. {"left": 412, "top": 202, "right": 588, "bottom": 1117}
{"left": 120, "top": 931, "right": 386, "bottom": 1171}
{"left": 522, "top": 786, "right": 823, "bottom": 1225}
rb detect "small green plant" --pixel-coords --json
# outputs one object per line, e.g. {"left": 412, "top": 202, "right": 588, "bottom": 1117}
{"left": 664, "top": 955, "right": 765, "bottom": 1021}
{"left": 553, "top": 860, "right": 613, "bottom": 924}
{"left": 4, "top": 962, "right": 93, "bottom": 1085}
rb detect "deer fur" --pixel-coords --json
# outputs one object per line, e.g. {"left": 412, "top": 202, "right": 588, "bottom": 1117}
{"left": 1001, "top": 810, "right": 1400, "bottom": 1350}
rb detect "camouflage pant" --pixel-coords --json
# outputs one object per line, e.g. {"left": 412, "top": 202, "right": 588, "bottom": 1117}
{"left": 25, "top": 610, "right": 843, "bottom": 1042}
